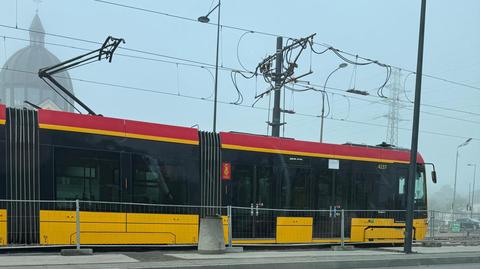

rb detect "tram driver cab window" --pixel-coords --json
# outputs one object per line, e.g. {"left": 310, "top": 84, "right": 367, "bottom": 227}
{"left": 398, "top": 177, "right": 405, "bottom": 195}
{"left": 397, "top": 172, "right": 426, "bottom": 208}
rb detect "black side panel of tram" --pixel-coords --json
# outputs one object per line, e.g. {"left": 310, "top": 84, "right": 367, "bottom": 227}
{"left": 5, "top": 108, "right": 40, "bottom": 244}
{"left": 199, "top": 131, "right": 222, "bottom": 217}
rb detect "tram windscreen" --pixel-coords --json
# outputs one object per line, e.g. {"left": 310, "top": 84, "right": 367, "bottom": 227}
{"left": 396, "top": 169, "right": 427, "bottom": 210}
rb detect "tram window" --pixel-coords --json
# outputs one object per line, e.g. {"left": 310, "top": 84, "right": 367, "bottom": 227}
{"left": 230, "top": 164, "right": 253, "bottom": 207}
{"left": 281, "top": 167, "right": 309, "bottom": 209}
{"left": 55, "top": 148, "right": 120, "bottom": 201}
{"left": 334, "top": 162, "right": 353, "bottom": 209}
{"left": 257, "top": 166, "right": 273, "bottom": 208}
{"left": 415, "top": 172, "right": 425, "bottom": 200}
{"left": 132, "top": 154, "right": 188, "bottom": 204}
{"left": 311, "top": 160, "right": 332, "bottom": 209}
{"left": 398, "top": 177, "right": 406, "bottom": 195}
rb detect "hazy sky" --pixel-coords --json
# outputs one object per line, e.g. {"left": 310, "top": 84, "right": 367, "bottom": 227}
{"left": 1, "top": 0, "right": 479, "bottom": 197}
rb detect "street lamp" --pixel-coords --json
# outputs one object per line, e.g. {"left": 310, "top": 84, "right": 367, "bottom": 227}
{"left": 320, "top": 63, "right": 348, "bottom": 142}
{"left": 198, "top": 0, "right": 221, "bottom": 132}
{"left": 468, "top": 163, "right": 477, "bottom": 217}
{"left": 452, "top": 138, "right": 472, "bottom": 212}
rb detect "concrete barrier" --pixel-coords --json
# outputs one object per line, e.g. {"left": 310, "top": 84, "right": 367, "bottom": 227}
{"left": 198, "top": 216, "right": 226, "bottom": 254}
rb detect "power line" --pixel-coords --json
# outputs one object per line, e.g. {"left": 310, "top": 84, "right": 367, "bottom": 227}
{"left": 0, "top": 25, "right": 251, "bottom": 75}
{"left": 305, "top": 81, "right": 480, "bottom": 117}
{"left": 2, "top": 34, "right": 477, "bottom": 124}
{"left": 94, "top": 0, "right": 280, "bottom": 38}
{"left": 1, "top": 66, "right": 478, "bottom": 142}
{"left": 2, "top": 21, "right": 480, "bottom": 113}
{"left": 3, "top": 33, "right": 479, "bottom": 122}
{"left": 0, "top": 34, "right": 248, "bottom": 74}
{"left": 94, "top": 0, "right": 480, "bottom": 93}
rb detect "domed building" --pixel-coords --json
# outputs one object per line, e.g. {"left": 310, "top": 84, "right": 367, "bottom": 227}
{"left": 0, "top": 14, "right": 74, "bottom": 112}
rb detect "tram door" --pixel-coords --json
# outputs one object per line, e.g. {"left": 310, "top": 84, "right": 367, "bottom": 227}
{"left": 250, "top": 166, "right": 275, "bottom": 239}
{"left": 229, "top": 165, "right": 275, "bottom": 240}
{"left": 312, "top": 159, "right": 348, "bottom": 239}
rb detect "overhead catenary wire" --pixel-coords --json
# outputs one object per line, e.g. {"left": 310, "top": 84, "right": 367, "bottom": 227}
{"left": 236, "top": 31, "right": 254, "bottom": 73}
{"left": 92, "top": 0, "right": 480, "bottom": 93}
{"left": 3, "top": 33, "right": 478, "bottom": 123}
{"left": 1, "top": 30, "right": 479, "bottom": 117}
{"left": 2, "top": 28, "right": 479, "bottom": 119}
{"left": 0, "top": 29, "right": 253, "bottom": 75}
{"left": 2, "top": 66, "right": 478, "bottom": 141}
{"left": 302, "top": 81, "right": 480, "bottom": 117}
{"left": 3, "top": 5, "right": 479, "bottom": 94}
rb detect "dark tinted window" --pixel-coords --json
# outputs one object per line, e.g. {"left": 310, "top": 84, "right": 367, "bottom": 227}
{"left": 256, "top": 166, "right": 274, "bottom": 208}
{"left": 281, "top": 167, "right": 311, "bottom": 209}
{"left": 55, "top": 147, "right": 120, "bottom": 201}
{"left": 132, "top": 154, "right": 190, "bottom": 205}
{"left": 311, "top": 159, "right": 332, "bottom": 209}
{"left": 229, "top": 164, "right": 253, "bottom": 207}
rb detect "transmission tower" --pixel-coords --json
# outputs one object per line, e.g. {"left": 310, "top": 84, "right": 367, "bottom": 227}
{"left": 384, "top": 68, "right": 403, "bottom": 146}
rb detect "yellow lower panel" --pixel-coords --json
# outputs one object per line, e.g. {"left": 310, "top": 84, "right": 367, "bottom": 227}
{"left": 350, "top": 218, "right": 428, "bottom": 242}
{"left": 276, "top": 217, "right": 313, "bottom": 243}
{"left": 127, "top": 213, "right": 200, "bottom": 244}
{"left": 80, "top": 232, "right": 178, "bottom": 245}
{"left": 232, "top": 239, "right": 276, "bottom": 244}
{"left": 40, "top": 210, "right": 202, "bottom": 245}
{"left": 39, "top": 211, "right": 427, "bottom": 245}
{"left": 41, "top": 222, "right": 76, "bottom": 245}
{"left": 222, "top": 216, "right": 228, "bottom": 244}
{"left": 311, "top": 238, "right": 344, "bottom": 243}
{"left": 0, "top": 209, "right": 7, "bottom": 245}
{"left": 414, "top": 219, "right": 428, "bottom": 240}
{"left": 127, "top": 224, "right": 197, "bottom": 244}
{"left": 365, "top": 227, "right": 405, "bottom": 240}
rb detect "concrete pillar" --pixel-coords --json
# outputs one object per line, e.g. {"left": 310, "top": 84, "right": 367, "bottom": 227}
{"left": 198, "top": 216, "right": 226, "bottom": 254}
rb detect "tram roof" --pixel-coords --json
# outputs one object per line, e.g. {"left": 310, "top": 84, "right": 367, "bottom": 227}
{"left": 0, "top": 104, "right": 424, "bottom": 164}
{"left": 37, "top": 107, "right": 199, "bottom": 145}
{"left": 220, "top": 131, "right": 424, "bottom": 164}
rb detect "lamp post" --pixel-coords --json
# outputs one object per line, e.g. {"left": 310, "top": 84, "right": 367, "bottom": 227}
{"left": 468, "top": 163, "right": 477, "bottom": 217}
{"left": 452, "top": 138, "right": 472, "bottom": 212}
{"left": 320, "top": 63, "right": 347, "bottom": 142}
{"left": 198, "top": 0, "right": 221, "bottom": 132}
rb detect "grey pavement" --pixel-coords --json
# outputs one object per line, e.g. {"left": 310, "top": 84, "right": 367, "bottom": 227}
{"left": 0, "top": 245, "right": 479, "bottom": 269}
{"left": 368, "top": 264, "right": 480, "bottom": 269}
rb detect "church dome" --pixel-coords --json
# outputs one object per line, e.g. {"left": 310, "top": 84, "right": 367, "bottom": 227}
{"left": 0, "top": 14, "right": 74, "bottom": 112}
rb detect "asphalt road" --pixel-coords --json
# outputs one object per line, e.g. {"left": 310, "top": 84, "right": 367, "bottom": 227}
{"left": 369, "top": 264, "right": 480, "bottom": 269}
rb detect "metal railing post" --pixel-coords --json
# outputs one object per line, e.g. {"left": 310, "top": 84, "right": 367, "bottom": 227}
{"left": 227, "top": 205, "right": 233, "bottom": 248}
{"left": 75, "top": 199, "right": 80, "bottom": 250}
{"left": 430, "top": 210, "right": 435, "bottom": 240}
{"left": 340, "top": 209, "right": 345, "bottom": 247}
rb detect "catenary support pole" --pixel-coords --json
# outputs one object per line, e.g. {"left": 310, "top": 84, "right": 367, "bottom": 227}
{"left": 404, "top": 0, "right": 426, "bottom": 254}
{"left": 212, "top": 0, "right": 220, "bottom": 132}
{"left": 271, "top": 37, "right": 283, "bottom": 137}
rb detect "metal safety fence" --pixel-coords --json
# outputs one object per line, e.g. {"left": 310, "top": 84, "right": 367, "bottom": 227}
{"left": 0, "top": 199, "right": 479, "bottom": 248}
{"left": 426, "top": 210, "right": 480, "bottom": 243}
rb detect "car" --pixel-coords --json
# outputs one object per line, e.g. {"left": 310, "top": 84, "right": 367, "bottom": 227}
{"left": 455, "top": 218, "right": 480, "bottom": 231}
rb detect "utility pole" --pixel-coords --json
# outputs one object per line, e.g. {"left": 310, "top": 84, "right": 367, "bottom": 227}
{"left": 404, "top": 0, "right": 426, "bottom": 254}
{"left": 271, "top": 37, "right": 283, "bottom": 137}
{"left": 256, "top": 34, "right": 314, "bottom": 137}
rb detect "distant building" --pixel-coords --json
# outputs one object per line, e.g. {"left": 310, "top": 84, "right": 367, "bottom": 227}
{"left": 0, "top": 14, "right": 74, "bottom": 112}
